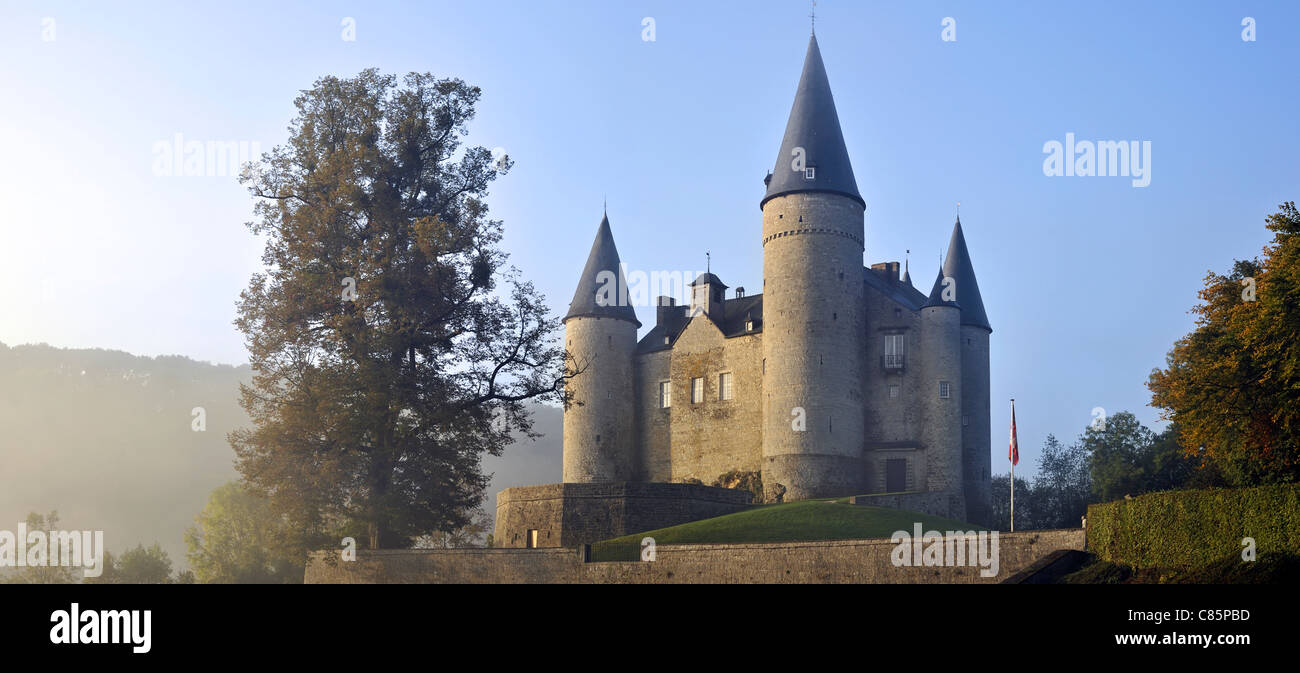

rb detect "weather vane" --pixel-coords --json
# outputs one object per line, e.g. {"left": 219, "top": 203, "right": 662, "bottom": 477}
{"left": 810, "top": 1, "right": 817, "bottom": 34}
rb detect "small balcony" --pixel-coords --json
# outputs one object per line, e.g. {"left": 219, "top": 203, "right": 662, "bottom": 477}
{"left": 881, "top": 354, "right": 905, "bottom": 372}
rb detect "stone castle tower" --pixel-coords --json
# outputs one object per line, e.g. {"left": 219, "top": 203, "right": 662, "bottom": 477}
{"left": 496, "top": 32, "right": 993, "bottom": 547}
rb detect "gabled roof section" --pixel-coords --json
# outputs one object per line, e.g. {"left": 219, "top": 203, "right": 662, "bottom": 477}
{"left": 761, "top": 34, "right": 864, "bottom": 210}
{"left": 941, "top": 217, "right": 991, "bottom": 330}
{"left": 636, "top": 293, "right": 763, "bottom": 354}
{"left": 865, "top": 265, "right": 926, "bottom": 311}
{"left": 564, "top": 213, "right": 641, "bottom": 326}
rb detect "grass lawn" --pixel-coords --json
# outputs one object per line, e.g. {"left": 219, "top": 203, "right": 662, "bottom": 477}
{"left": 596, "top": 497, "right": 984, "bottom": 549}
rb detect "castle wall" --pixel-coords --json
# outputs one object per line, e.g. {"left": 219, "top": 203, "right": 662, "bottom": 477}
{"left": 633, "top": 349, "right": 672, "bottom": 481}
{"left": 493, "top": 482, "right": 753, "bottom": 548}
{"left": 760, "top": 192, "right": 866, "bottom": 499}
{"left": 664, "top": 320, "right": 763, "bottom": 484}
{"left": 861, "top": 290, "right": 927, "bottom": 493}
{"left": 306, "top": 529, "right": 1087, "bottom": 584}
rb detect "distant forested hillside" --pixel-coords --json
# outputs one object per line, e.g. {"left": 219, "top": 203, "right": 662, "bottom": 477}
{"left": 0, "top": 342, "right": 561, "bottom": 567}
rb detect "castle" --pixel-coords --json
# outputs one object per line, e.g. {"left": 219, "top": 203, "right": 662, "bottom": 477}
{"left": 497, "top": 33, "right": 993, "bottom": 547}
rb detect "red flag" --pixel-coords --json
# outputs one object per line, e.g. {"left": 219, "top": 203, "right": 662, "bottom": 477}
{"left": 1008, "top": 400, "right": 1019, "bottom": 466}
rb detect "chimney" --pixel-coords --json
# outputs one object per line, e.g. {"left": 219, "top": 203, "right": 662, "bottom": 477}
{"left": 656, "top": 296, "right": 679, "bottom": 326}
{"left": 871, "top": 262, "right": 901, "bottom": 283}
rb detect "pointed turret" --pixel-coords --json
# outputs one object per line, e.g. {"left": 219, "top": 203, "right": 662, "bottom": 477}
{"left": 940, "top": 217, "right": 991, "bottom": 331}
{"left": 924, "top": 267, "right": 960, "bottom": 308}
{"left": 902, "top": 258, "right": 912, "bottom": 287}
{"left": 562, "top": 211, "right": 638, "bottom": 483}
{"left": 564, "top": 213, "right": 640, "bottom": 326}
{"left": 761, "top": 34, "right": 863, "bottom": 209}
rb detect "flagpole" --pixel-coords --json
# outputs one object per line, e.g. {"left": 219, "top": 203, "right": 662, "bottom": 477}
{"left": 1010, "top": 398, "right": 1015, "bottom": 533}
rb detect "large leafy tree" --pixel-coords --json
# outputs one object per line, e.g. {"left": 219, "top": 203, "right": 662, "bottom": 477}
{"left": 232, "top": 70, "right": 567, "bottom": 550}
{"left": 1148, "top": 202, "right": 1300, "bottom": 485}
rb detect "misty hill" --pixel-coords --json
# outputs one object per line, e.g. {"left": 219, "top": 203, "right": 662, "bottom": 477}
{"left": 0, "top": 342, "right": 561, "bottom": 567}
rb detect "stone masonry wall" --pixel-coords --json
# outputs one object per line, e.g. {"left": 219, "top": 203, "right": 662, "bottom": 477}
{"left": 307, "top": 529, "right": 1086, "bottom": 584}
{"left": 633, "top": 349, "right": 672, "bottom": 481}
{"left": 664, "top": 320, "right": 763, "bottom": 484}
{"left": 494, "top": 482, "right": 752, "bottom": 548}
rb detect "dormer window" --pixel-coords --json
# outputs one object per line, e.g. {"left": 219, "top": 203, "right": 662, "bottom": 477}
{"left": 804, "top": 167, "right": 816, "bottom": 180}
{"left": 745, "top": 320, "right": 754, "bottom": 332}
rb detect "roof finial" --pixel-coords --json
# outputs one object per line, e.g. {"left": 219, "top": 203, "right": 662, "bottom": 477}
{"left": 810, "top": 0, "right": 817, "bottom": 35}
{"left": 956, "top": 200, "right": 961, "bottom": 223}
{"left": 706, "top": 251, "right": 711, "bottom": 274}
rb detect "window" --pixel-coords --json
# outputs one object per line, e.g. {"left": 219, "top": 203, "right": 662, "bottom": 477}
{"left": 663, "top": 335, "right": 671, "bottom": 345}
{"left": 719, "top": 372, "right": 733, "bottom": 401}
{"left": 691, "top": 377, "right": 704, "bottom": 404}
{"left": 962, "top": 415, "right": 969, "bottom": 426}
{"left": 939, "top": 380, "right": 951, "bottom": 399}
{"left": 658, "top": 381, "right": 671, "bottom": 408}
{"left": 888, "top": 384, "right": 900, "bottom": 399}
{"left": 526, "top": 530, "right": 539, "bottom": 549}
{"left": 884, "top": 334, "right": 904, "bottom": 369}
{"left": 745, "top": 320, "right": 754, "bottom": 331}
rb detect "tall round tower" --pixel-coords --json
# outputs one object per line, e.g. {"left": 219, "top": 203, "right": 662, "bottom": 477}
{"left": 920, "top": 268, "right": 967, "bottom": 522}
{"left": 943, "top": 218, "right": 993, "bottom": 526}
{"left": 760, "top": 33, "right": 866, "bottom": 500}
{"left": 562, "top": 213, "right": 640, "bottom": 483}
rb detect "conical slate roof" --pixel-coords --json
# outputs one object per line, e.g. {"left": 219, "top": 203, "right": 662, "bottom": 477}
{"left": 941, "top": 218, "right": 991, "bottom": 330}
{"left": 924, "top": 267, "right": 961, "bottom": 309}
{"left": 564, "top": 213, "right": 640, "bottom": 326}
{"left": 761, "top": 34, "right": 864, "bottom": 209}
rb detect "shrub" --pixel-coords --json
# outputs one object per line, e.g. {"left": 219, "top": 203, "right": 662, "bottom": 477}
{"left": 1086, "top": 483, "right": 1300, "bottom": 568}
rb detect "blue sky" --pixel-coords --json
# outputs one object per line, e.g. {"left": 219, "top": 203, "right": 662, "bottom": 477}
{"left": 1, "top": 1, "right": 1297, "bottom": 478}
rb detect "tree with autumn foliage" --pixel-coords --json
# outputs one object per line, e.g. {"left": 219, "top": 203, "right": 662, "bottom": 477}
{"left": 1148, "top": 202, "right": 1300, "bottom": 485}
{"left": 232, "top": 70, "right": 570, "bottom": 550}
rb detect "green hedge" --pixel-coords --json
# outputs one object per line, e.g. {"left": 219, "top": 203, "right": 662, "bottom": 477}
{"left": 1087, "top": 483, "right": 1300, "bottom": 568}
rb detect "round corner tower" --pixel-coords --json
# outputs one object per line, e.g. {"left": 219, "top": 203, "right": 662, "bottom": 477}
{"left": 561, "top": 213, "right": 639, "bottom": 483}
{"left": 759, "top": 33, "right": 866, "bottom": 500}
{"left": 920, "top": 268, "right": 966, "bottom": 522}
